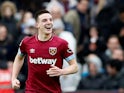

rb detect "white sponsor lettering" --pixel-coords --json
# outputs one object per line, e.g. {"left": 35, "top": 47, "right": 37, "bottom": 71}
{"left": 29, "top": 56, "right": 57, "bottom": 65}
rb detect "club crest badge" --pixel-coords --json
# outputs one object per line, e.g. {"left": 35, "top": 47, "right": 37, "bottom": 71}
{"left": 67, "top": 48, "right": 73, "bottom": 53}
{"left": 49, "top": 47, "right": 57, "bottom": 56}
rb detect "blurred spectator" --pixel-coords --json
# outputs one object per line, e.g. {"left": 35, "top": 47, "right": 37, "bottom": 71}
{"left": 103, "top": 59, "right": 124, "bottom": 93}
{"left": 46, "top": 0, "right": 73, "bottom": 33}
{"left": 77, "top": 25, "right": 106, "bottom": 64}
{"left": 109, "top": 3, "right": 124, "bottom": 36}
{"left": 77, "top": 54, "right": 105, "bottom": 90}
{"left": 81, "top": 53, "right": 103, "bottom": 77}
{"left": 64, "top": 0, "right": 90, "bottom": 53}
{"left": 47, "top": 5, "right": 64, "bottom": 20}
{"left": 95, "top": 2, "right": 116, "bottom": 41}
{"left": 90, "top": 0, "right": 107, "bottom": 24}
{"left": 13, "top": 0, "right": 50, "bottom": 13}
{"left": 0, "top": 1, "right": 19, "bottom": 40}
{"left": 111, "top": 48, "right": 124, "bottom": 82}
{"left": 18, "top": 11, "right": 33, "bottom": 33}
{"left": 53, "top": 18, "right": 81, "bottom": 92}
{"left": 0, "top": 24, "right": 16, "bottom": 61}
{"left": 24, "top": 18, "right": 37, "bottom": 35}
{"left": 58, "top": 0, "right": 77, "bottom": 13}
{"left": 101, "top": 35, "right": 122, "bottom": 66}
{"left": 17, "top": 18, "right": 37, "bottom": 45}
{"left": 112, "top": 48, "right": 124, "bottom": 62}
{"left": 14, "top": 9, "right": 24, "bottom": 23}
{"left": 46, "top": 0, "right": 65, "bottom": 16}
{"left": 0, "top": 60, "right": 14, "bottom": 93}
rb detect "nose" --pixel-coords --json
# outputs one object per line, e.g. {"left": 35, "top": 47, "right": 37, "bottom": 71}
{"left": 47, "top": 19, "right": 52, "bottom": 24}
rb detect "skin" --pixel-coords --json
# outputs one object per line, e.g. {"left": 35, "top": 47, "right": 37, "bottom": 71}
{"left": 0, "top": 25, "right": 7, "bottom": 41}
{"left": 11, "top": 12, "right": 78, "bottom": 90}
{"left": 107, "top": 36, "right": 120, "bottom": 52}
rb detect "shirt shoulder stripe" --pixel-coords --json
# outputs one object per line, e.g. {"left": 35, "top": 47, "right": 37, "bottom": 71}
{"left": 65, "top": 54, "right": 75, "bottom": 62}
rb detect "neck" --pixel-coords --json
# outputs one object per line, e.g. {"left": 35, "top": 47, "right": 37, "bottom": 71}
{"left": 38, "top": 33, "right": 52, "bottom": 41}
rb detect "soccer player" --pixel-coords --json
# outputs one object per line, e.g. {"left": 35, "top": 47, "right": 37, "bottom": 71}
{"left": 11, "top": 10, "right": 78, "bottom": 93}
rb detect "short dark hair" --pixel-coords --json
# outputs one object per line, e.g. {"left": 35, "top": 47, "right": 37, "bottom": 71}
{"left": 107, "top": 59, "right": 123, "bottom": 72}
{"left": 34, "top": 9, "right": 50, "bottom": 21}
{"left": 107, "top": 35, "right": 119, "bottom": 43}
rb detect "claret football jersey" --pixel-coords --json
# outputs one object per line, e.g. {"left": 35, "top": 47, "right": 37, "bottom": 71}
{"left": 18, "top": 34, "right": 75, "bottom": 93}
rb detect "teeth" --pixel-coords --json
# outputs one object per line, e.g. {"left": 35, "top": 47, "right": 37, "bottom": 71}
{"left": 45, "top": 25, "right": 52, "bottom": 28}
{"left": 46, "top": 27, "right": 51, "bottom": 29}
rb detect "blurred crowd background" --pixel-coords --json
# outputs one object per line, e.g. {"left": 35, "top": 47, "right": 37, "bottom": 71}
{"left": 0, "top": 0, "right": 124, "bottom": 93}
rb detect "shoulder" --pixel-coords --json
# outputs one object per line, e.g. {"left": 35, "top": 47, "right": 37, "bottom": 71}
{"left": 65, "top": 10, "right": 78, "bottom": 18}
{"left": 66, "top": 10, "right": 77, "bottom": 15}
{"left": 53, "top": 35, "right": 68, "bottom": 45}
{"left": 21, "top": 35, "right": 35, "bottom": 44}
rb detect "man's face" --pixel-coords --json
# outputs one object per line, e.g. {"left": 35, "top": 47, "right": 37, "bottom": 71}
{"left": 112, "top": 49, "right": 124, "bottom": 61}
{"left": 4, "top": 7, "right": 13, "bottom": 17}
{"left": 106, "top": 65, "right": 116, "bottom": 76}
{"left": 36, "top": 13, "right": 53, "bottom": 34}
{"left": 77, "top": 0, "right": 89, "bottom": 13}
{"left": 107, "top": 37, "right": 120, "bottom": 51}
{"left": 51, "top": 7, "right": 62, "bottom": 19}
{"left": 88, "top": 62, "right": 98, "bottom": 76}
{"left": 0, "top": 26, "right": 7, "bottom": 41}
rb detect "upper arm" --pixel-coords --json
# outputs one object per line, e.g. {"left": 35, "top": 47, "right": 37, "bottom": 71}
{"left": 61, "top": 40, "right": 75, "bottom": 59}
{"left": 66, "top": 58, "right": 78, "bottom": 73}
{"left": 68, "top": 58, "right": 77, "bottom": 65}
{"left": 14, "top": 53, "right": 25, "bottom": 64}
{"left": 15, "top": 41, "right": 26, "bottom": 61}
{"left": 18, "top": 37, "right": 28, "bottom": 55}
{"left": 16, "top": 53, "right": 25, "bottom": 60}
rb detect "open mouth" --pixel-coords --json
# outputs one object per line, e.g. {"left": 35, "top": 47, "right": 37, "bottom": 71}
{"left": 45, "top": 24, "right": 53, "bottom": 30}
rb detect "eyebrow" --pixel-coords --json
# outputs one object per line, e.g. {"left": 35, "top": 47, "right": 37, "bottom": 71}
{"left": 41, "top": 17, "right": 52, "bottom": 21}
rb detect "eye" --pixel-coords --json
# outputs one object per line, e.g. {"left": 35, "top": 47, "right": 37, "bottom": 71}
{"left": 49, "top": 18, "right": 53, "bottom": 22}
{"left": 42, "top": 19, "right": 47, "bottom": 22}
